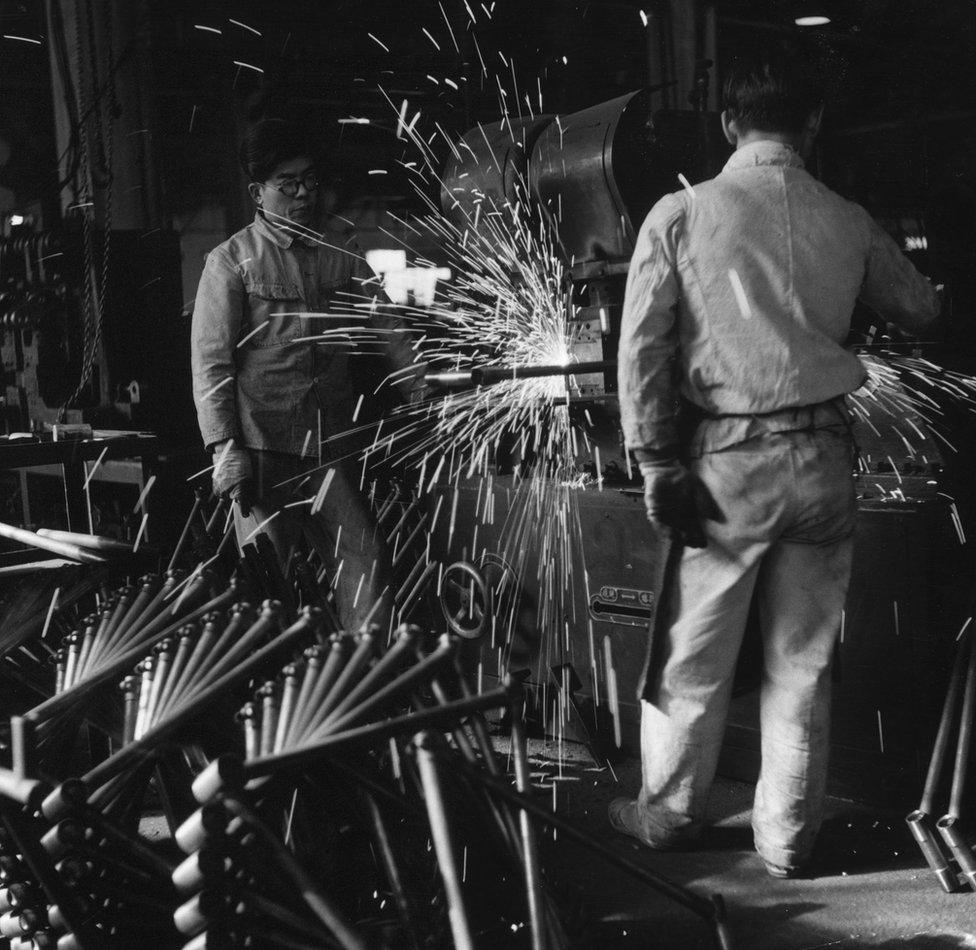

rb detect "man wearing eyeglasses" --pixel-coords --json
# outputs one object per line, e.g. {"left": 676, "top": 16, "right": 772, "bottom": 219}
{"left": 191, "top": 118, "right": 425, "bottom": 633}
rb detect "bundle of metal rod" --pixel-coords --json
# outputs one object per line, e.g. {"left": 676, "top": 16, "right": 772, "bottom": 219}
{"left": 0, "top": 769, "right": 106, "bottom": 950}
{"left": 74, "top": 602, "right": 324, "bottom": 818}
{"left": 0, "top": 566, "right": 122, "bottom": 719}
{"left": 414, "top": 660, "right": 732, "bottom": 948}
{"left": 906, "top": 624, "right": 976, "bottom": 893}
{"left": 232, "top": 623, "right": 457, "bottom": 763}
{"left": 12, "top": 569, "right": 238, "bottom": 780}
{"left": 0, "top": 607, "right": 324, "bottom": 950}
{"left": 0, "top": 766, "right": 180, "bottom": 950}
{"left": 171, "top": 667, "right": 525, "bottom": 950}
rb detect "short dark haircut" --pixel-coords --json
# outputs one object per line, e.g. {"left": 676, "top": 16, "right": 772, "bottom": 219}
{"left": 722, "top": 49, "right": 823, "bottom": 135}
{"left": 239, "top": 118, "right": 319, "bottom": 182}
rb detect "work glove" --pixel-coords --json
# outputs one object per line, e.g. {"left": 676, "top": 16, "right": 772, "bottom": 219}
{"left": 640, "top": 460, "right": 725, "bottom": 549}
{"left": 211, "top": 439, "right": 255, "bottom": 516}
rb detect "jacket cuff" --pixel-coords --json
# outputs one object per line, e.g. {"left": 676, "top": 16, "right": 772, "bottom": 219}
{"left": 632, "top": 446, "right": 680, "bottom": 466}
{"left": 203, "top": 426, "right": 240, "bottom": 453}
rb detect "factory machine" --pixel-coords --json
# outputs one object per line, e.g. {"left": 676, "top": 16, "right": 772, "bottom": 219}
{"left": 431, "top": 87, "right": 961, "bottom": 806}
{"left": 0, "top": 226, "right": 188, "bottom": 438}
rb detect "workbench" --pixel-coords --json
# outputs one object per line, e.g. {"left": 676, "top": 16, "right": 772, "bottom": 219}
{"left": 0, "top": 430, "right": 158, "bottom": 566}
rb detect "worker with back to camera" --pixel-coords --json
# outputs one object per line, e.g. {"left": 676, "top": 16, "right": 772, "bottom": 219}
{"left": 190, "top": 117, "right": 426, "bottom": 634}
{"left": 612, "top": 48, "right": 940, "bottom": 877}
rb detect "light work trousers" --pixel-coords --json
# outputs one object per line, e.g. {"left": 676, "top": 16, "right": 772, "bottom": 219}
{"left": 233, "top": 451, "right": 393, "bottom": 635}
{"left": 638, "top": 421, "right": 856, "bottom": 869}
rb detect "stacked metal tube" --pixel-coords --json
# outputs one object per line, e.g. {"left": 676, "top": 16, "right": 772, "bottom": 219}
{"left": 907, "top": 624, "right": 976, "bottom": 893}
{"left": 169, "top": 626, "right": 544, "bottom": 949}
{"left": 0, "top": 603, "right": 325, "bottom": 949}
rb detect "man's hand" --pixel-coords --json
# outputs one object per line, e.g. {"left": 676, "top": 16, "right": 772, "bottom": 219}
{"left": 640, "top": 461, "right": 724, "bottom": 548}
{"left": 211, "top": 439, "right": 255, "bottom": 514}
{"left": 229, "top": 479, "right": 256, "bottom": 518}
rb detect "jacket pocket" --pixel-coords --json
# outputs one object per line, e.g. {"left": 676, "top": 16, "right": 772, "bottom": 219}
{"left": 241, "top": 278, "right": 305, "bottom": 348}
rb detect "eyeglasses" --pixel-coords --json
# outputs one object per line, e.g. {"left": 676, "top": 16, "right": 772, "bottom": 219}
{"left": 264, "top": 172, "right": 320, "bottom": 198}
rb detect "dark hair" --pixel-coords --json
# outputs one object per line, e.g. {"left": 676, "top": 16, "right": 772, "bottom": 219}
{"left": 722, "top": 49, "right": 823, "bottom": 135}
{"left": 239, "top": 118, "right": 319, "bottom": 182}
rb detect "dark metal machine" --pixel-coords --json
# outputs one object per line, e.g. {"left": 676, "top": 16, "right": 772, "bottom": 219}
{"left": 435, "top": 88, "right": 728, "bottom": 754}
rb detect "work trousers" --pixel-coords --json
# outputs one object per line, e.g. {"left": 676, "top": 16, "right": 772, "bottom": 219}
{"left": 638, "top": 422, "right": 856, "bottom": 869}
{"left": 234, "top": 451, "right": 393, "bottom": 635}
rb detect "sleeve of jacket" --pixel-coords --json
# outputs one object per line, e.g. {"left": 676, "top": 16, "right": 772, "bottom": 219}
{"left": 857, "top": 209, "right": 941, "bottom": 333}
{"left": 190, "top": 247, "right": 245, "bottom": 450}
{"left": 352, "top": 249, "right": 426, "bottom": 400}
{"left": 617, "top": 194, "right": 684, "bottom": 455}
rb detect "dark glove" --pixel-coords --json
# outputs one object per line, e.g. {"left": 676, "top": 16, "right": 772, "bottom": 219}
{"left": 229, "top": 479, "right": 256, "bottom": 518}
{"left": 641, "top": 461, "right": 725, "bottom": 548}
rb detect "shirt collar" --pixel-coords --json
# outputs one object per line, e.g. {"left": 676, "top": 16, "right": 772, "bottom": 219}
{"left": 253, "top": 210, "right": 296, "bottom": 248}
{"left": 722, "top": 140, "right": 805, "bottom": 173}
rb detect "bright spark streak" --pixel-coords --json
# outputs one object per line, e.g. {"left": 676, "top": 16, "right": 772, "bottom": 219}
{"left": 728, "top": 268, "right": 752, "bottom": 319}
{"left": 228, "top": 18, "right": 262, "bottom": 36}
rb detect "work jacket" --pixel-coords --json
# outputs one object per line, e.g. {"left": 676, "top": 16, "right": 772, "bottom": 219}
{"left": 618, "top": 140, "right": 941, "bottom": 456}
{"left": 191, "top": 211, "right": 421, "bottom": 455}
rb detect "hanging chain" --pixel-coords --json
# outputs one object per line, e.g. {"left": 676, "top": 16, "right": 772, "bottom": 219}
{"left": 60, "top": 0, "right": 115, "bottom": 419}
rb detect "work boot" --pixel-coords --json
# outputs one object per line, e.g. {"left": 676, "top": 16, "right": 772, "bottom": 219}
{"left": 608, "top": 797, "right": 686, "bottom": 850}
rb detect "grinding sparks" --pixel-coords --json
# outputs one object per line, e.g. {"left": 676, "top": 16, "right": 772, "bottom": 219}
{"left": 228, "top": 18, "right": 261, "bottom": 36}
{"left": 728, "top": 268, "right": 752, "bottom": 319}
{"left": 202, "top": 375, "right": 234, "bottom": 400}
{"left": 199, "top": 13, "right": 976, "bottom": 785}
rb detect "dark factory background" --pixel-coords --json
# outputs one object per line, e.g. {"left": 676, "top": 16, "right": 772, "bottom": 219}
{"left": 0, "top": 1, "right": 975, "bottom": 947}
{"left": 0, "top": 0, "right": 974, "bottom": 796}
{"left": 2, "top": 0, "right": 975, "bottom": 424}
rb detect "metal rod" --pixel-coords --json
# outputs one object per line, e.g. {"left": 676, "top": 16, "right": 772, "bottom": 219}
{"left": 470, "top": 359, "right": 616, "bottom": 386}
{"left": 906, "top": 628, "right": 970, "bottom": 893}
{"left": 936, "top": 629, "right": 976, "bottom": 888}
{"left": 920, "top": 629, "right": 971, "bottom": 815}
{"left": 315, "top": 638, "right": 455, "bottom": 737}
{"left": 82, "top": 607, "right": 315, "bottom": 790}
{"left": 415, "top": 732, "right": 474, "bottom": 950}
{"left": 220, "top": 795, "right": 368, "bottom": 950}
{"left": 450, "top": 751, "right": 733, "bottom": 941}
{"left": 317, "top": 625, "right": 421, "bottom": 731}
{"left": 246, "top": 681, "right": 520, "bottom": 777}
{"left": 947, "top": 629, "right": 976, "bottom": 819}
{"left": 0, "top": 521, "right": 106, "bottom": 563}
{"left": 511, "top": 713, "right": 547, "bottom": 950}
{"left": 360, "top": 790, "right": 421, "bottom": 950}
{"left": 168, "top": 491, "right": 205, "bottom": 573}
{"left": 282, "top": 638, "right": 350, "bottom": 751}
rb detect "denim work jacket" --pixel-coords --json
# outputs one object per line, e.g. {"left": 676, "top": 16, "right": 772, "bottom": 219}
{"left": 618, "top": 141, "right": 941, "bottom": 455}
{"left": 191, "top": 212, "right": 421, "bottom": 455}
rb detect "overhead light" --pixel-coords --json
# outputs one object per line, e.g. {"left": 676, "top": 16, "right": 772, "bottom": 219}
{"left": 795, "top": 15, "right": 831, "bottom": 26}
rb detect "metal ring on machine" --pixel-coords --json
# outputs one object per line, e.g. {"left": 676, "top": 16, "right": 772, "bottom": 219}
{"left": 438, "top": 561, "right": 489, "bottom": 640}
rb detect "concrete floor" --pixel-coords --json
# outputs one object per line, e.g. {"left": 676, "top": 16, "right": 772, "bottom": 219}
{"left": 525, "top": 739, "right": 976, "bottom": 950}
